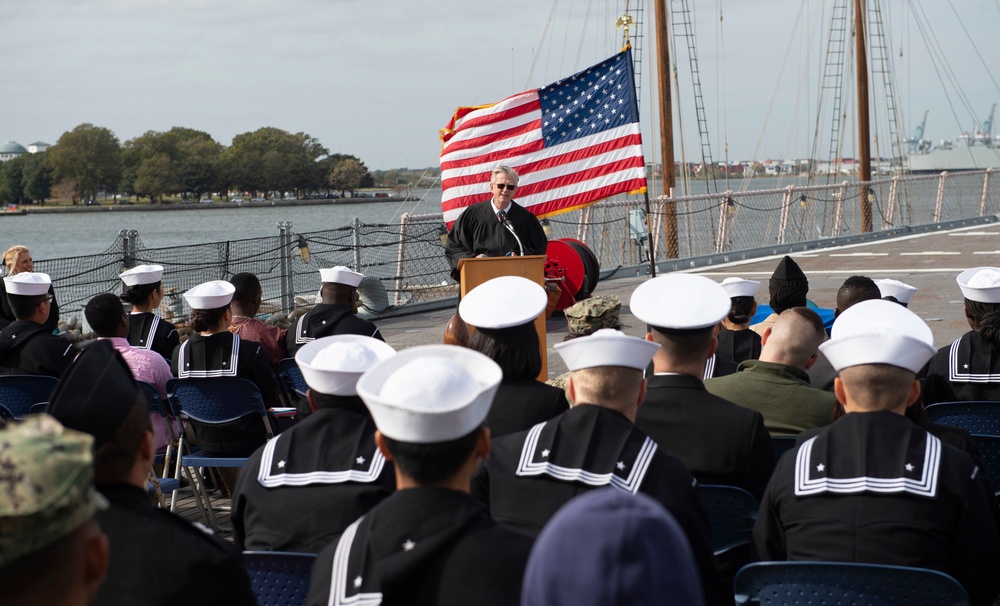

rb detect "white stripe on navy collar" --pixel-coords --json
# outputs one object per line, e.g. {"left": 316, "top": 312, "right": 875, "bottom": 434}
{"left": 948, "top": 336, "right": 1000, "bottom": 382}
{"left": 136, "top": 314, "right": 159, "bottom": 350}
{"left": 328, "top": 517, "right": 382, "bottom": 606}
{"left": 514, "top": 422, "right": 657, "bottom": 495}
{"left": 702, "top": 355, "right": 716, "bottom": 380}
{"left": 257, "top": 433, "right": 385, "bottom": 488}
{"left": 793, "top": 433, "right": 942, "bottom": 498}
{"left": 177, "top": 334, "right": 240, "bottom": 379}
{"left": 294, "top": 311, "right": 315, "bottom": 346}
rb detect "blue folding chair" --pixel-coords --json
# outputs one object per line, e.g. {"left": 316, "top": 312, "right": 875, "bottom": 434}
{"left": 277, "top": 358, "right": 308, "bottom": 398}
{"left": 243, "top": 551, "right": 317, "bottom": 606}
{"left": 734, "top": 561, "right": 970, "bottom": 605}
{"left": 771, "top": 436, "right": 798, "bottom": 461}
{"left": 167, "top": 377, "right": 275, "bottom": 528}
{"left": 0, "top": 375, "right": 59, "bottom": 419}
{"left": 699, "top": 484, "right": 759, "bottom": 558}
{"left": 924, "top": 401, "right": 1000, "bottom": 436}
{"left": 137, "top": 381, "right": 182, "bottom": 508}
{"left": 971, "top": 434, "right": 1000, "bottom": 496}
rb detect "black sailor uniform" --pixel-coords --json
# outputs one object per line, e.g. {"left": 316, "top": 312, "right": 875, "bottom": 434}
{"left": 0, "top": 320, "right": 75, "bottom": 377}
{"left": 443, "top": 200, "right": 548, "bottom": 282}
{"left": 93, "top": 484, "right": 257, "bottom": 606}
{"left": 127, "top": 311, "right": 179, "bottom": 362}
{"left": 286, "top": 303, "right": 383, "bottom": 357}
{"left": 171, "top": 332, "right": 280, "bottom": 456}
{"left": 716, "top": 328, "right": 762, "bottom": 364}
{"left": 754, "top": 410, "right": 1000, "bottom": 606}
{"left": 306, "top": 487, "right": 533, "bottom": 606}
{"left": 923, "top": 331, "right": 1000, "bottom": 403}
{"left": 472, "top": 404, "right": 721, "bottom": 605}
{"left": 232, "top": 405, "right": 396, "bottom": 553}
{"left": 703, "top": 353, "right": 738, "bottom": 379}
{"left": 486, "top": 378, "right": 569, "bottom": 438}
{"left": 0, "top": 280, "right": 59, "bottom": 332}
{"left": 637, "top": 373, "right": 775, "bottom": 499}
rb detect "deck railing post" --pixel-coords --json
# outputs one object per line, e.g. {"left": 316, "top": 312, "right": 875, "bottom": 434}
{"left": 885, "top": 176, "right": 900, "bottom": 229}
{"left": 716, "top": 192, "right": 731, "bottom": 253}
{"left": 778, "top": 186, "right": 793, "bottom": 245}
{"left": 834, "top": 181, "right": 847, "bottom": 236}
{"left": 276, "top": 222, "right": 293, "bottom": 313}
{"left": 981, "top": 168, "right": 993, "bottom": 216}
{"left": 352, "top": 217, "right": 363, "bottom": 272}
{"left": 934, "top": 171, "right": 948, "bottom": 223}
{"left": 394, "top": 214, "right": 409, "bottom": 308}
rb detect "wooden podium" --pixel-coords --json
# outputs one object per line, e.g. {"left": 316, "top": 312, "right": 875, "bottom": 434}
{"left": 457, "top": 255, "right": 548, "bottom": 379}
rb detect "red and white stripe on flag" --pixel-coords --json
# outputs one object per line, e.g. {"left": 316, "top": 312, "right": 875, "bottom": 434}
{"left": 439, "top": 47, "right": 647, "bottom": 228}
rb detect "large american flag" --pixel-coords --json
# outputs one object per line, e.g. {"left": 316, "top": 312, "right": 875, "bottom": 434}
{"left": 439, "top": 47, "right": 647, "bottom": 227}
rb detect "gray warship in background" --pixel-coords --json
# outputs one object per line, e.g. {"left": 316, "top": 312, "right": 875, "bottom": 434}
{"left": 907, "top": 104, "right": 1000, "bottom": 174}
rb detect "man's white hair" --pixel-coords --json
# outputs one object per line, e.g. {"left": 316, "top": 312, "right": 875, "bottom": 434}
{"left": 491, "top": 166, "right": 519, "bottom": 185}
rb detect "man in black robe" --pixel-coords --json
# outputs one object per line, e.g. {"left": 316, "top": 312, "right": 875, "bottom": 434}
{"left": 754, "top": 299, "right": 1000, "bottom": 606}
{"left": 48, "top": 340, "right": 257, "bottom": 606}
{"left": 307, "top": 345, "right": 532, "bottom": 606}
{"left": 0, "top": 272, "right": 75, "bottom": 377}
{"left": 444, "top": 165, "right": 548, "bottom": 282}
{"left": 472, "top": 329, "right": 721, "bottom": 605}
{"left": 232, "top": 335, "right": 397, "bottom": 552}
{"left": 287, "top": 266, "right": 383, "bottom": 357}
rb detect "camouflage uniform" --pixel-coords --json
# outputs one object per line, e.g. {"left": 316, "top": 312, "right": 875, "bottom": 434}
{"left": 547, "top": 296, "right": 624, "bottom": 400}
{"left": 0, "top": 414, "right": 105, "bottom": 569}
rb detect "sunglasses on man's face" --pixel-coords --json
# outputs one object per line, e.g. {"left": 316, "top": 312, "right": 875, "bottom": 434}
{"left": 494, "top": 183, "right": 517, "bottom": 191}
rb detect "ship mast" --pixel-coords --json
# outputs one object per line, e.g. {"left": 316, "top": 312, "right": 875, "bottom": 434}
{"left": 654, "top": 0, "right": 679, "bottom": 257}
{"left": 855, "top": 0, "right": 873, "bottom": 232}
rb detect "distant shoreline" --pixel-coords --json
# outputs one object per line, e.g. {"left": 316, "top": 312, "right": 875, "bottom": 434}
{"left": 3, "top": 196, "right": 416, "bottom": 215}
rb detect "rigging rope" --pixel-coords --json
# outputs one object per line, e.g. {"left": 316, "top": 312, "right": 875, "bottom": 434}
{"left": 946, "top": 0, "right": 1000, "bottom": 98}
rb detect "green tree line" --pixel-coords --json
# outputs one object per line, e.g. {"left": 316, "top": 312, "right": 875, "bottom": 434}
{"left": 0, "top": 124, "right": 378, "bottom": 205}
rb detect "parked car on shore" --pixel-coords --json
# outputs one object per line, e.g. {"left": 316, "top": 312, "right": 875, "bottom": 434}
{"left": 251, "top": 197, "right": 266, "bottom": 203}
{"left": 181, "top": 199, "right": 194, "bottom": 204}
{"left": 232, "top": 198, "right": 246, "bottom": 204}
{"left": 199, "top": 198, "right": 213, "bottom": 204}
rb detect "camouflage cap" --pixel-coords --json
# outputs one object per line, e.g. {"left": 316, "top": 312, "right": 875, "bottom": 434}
{"left": 0, "top": 414, "right": 106, "bottom": 569}
{"left": 563, "top": 295, "right": 622, "bottom": 339}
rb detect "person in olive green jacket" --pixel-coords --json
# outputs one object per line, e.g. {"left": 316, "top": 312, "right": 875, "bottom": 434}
{"left": 706, "top": 307, "right": 835, "bottom": 436}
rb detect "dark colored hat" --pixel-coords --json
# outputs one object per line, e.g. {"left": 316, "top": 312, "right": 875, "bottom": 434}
{"left": 48, "top": 340, "right": 140, "bottom": 447}
{"left": 769, "top": 256, "right": 809, "bottom": 313}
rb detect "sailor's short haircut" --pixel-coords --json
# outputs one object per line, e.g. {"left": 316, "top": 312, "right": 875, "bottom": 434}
{"left": 381, "top": 428, "right": 482, "bottom": 484}
{"left": 85, "top": 293, "right": 126, "bottom": 337}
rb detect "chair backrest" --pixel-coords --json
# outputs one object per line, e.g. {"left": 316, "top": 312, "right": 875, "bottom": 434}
{"left": 0, "top": 375, "right": 59, "bottom": 418}
{"left": 277, "top": 358, "right": 308, "bottom": 398}
{"left": 699, "top": 484, "right": 759, "bottom": 557}
{"left": 243, "top": 551, "right": 317, "bottom": 606}
{"left": 138, "top": 381, "right": 169, "bottom": 417}
{"left": 771, "top": 436, "right": 798, "bottom": 461}
{"left": 166, "top": 377, "right": 269, "bottom": 425}
{"left": 972, "top": 434, "right": 1000, "bottom": 494}
{"left": 924, "top": 401, "right": 1000, "bottom": 436}
{"left": 734, "top": 561, "right": 970, "bottom": 606}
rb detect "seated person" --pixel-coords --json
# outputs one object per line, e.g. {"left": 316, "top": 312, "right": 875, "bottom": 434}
{"left": 286, "top": 267, "right": 383, "bottom": 357}
{"left": 0, "top": 272, "right": 75, "bottom": 377}
{"left": 227, "top": 272, "right": 287, "bottom": 368}
{"left": 119, "top": 264, "right": 179, "bottom": 362}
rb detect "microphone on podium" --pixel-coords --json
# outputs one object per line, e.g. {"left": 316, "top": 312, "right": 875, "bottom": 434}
{"left": 497, "top": 210, "right": 524, "bottom": 256}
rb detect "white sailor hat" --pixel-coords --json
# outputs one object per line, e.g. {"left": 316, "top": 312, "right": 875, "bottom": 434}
{"left": 357, "top": 344, "right": 501, "bottom": 444}
{"left": 957, "top": 267, "right": 1000, "bottom": 304}
{"left": 119, "top": 264, "right": 164, "bottom": 287}
{"left": 319, "top": 266, "right": 364, "bottom": 288}
{"left": 182, "top": 280, "right": 235, "bottom": 310}
{"left": 719, "top": 277, "right": 760, "bottom": 298}
{"left": 554, "top": 328, "right": 660, "bottom": 372}
{"left": 3, "top": 272, "right": 51, "bottom": 296}
{"left": 630, "top": 274, "right": 730, "bottom": 331}
{"left": 818, "top": 299, "right": 934, "bottom": 374}
{"left": 459, "top": 276, "right": 547, "bottom": 329}
{"left": 296, "top": 335, "right": 396, "bottom": 396}
{"left": 875, "top": 278, "right": 917, "bottom": 305}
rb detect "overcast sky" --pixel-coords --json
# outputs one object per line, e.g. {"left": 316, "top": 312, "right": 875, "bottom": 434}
{"left": 2, "top": 0, "right": 999, "bottom": 170}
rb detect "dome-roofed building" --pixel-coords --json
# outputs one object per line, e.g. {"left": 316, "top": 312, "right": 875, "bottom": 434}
{"left": 0, "top": 141, "right": 28, "bottom": 163}
{"left": 27, "top": 142, "right": 50, "bottom": 154}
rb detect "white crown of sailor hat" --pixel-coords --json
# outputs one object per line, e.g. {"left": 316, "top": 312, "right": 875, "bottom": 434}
{"left": 319, "top": 266, "right": 363, "bottom": 288}
{"left": 818, "top": 299, "right": 934, "bottom": 374}
{"left": 459, "top": 275, "right": 547, "bottom": 330}
{"left": 182, "top": 280, "right": 235, "bottom": 310}
{"left": 296, "top": 335, "right": 396, "bottom": 396}
{"left": 630, "top": 274, "right": 731, "bottom": 330}
{"left": 957, "top": 267, "right": 1000, "bottom": 304}
{"left": 3, "top": 272, "right": 51, "bottom": 296}
{"left": 357, "top": 344, "right": 502, "bottom": 444}
{"left": 719, "top": 277, "right": 761, "bottom": 298}
{"left": 119, "top": 264, "right": 164, "bottom": 287}
{"left": 874, "top": 278, "right": 918, "bottom": 304}
{"left": 554, "top": 328, "right": 660, "bottom": 372}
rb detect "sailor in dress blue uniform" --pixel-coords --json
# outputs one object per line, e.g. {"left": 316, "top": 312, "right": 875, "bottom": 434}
{"left": 286, "top": 266, "right": 383, "bottom": 357}
{"left": 119, "top": 264, "right": 179, "bottom": 362}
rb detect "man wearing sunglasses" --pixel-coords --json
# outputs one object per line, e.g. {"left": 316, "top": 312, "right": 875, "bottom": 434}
{"left": 444, "top": 165, "right": 548, "bottom": 282}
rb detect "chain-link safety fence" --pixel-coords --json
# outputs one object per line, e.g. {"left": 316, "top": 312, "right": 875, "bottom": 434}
{"left": 32, "top": 168, "right": 1000, "bottom": 328}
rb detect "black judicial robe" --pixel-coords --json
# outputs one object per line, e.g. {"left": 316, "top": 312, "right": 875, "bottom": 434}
{"left": 473, "top": 404, "right": 721, "bottom": 605}
{"left": 232, "top": 406, "right": 396, "bottom": 553}
{"left": 0, "top": 320, "right": 75, "bottom": 377}
{"left": 486, "top": 378, "right": 569, "bottom": 438}
{"left": 286, "top": 303, "right": 383, "bottom": 357}
{"left": 444, "top": 200, "right": 548, "bottom": 281}
{"left": 0, "top": 281, "right": 59, "bottom": 332}
{"left": 755, "top": 411, "right": 1000, "bottom": 606}
{"left": 716, "top": 328, "right": 762, "bottom": 364}
{"left": 93, "top": 484, "right": 257, "bottom": 606}
{"left": 127, "top": 312, "right": 179, "bottom": 362}
{"left": 924, "top": 331, "right": 1000, "bottom": 403}
{"left": 637, "top": 374, "right": 775, "bottom": 499}
{"left": 306, "top": 487, "right": 533, "bottom": 606}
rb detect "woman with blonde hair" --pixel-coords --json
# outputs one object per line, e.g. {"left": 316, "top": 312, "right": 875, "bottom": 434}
{"left": 0, "top": 245, "right": 59, "bottom": 331}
